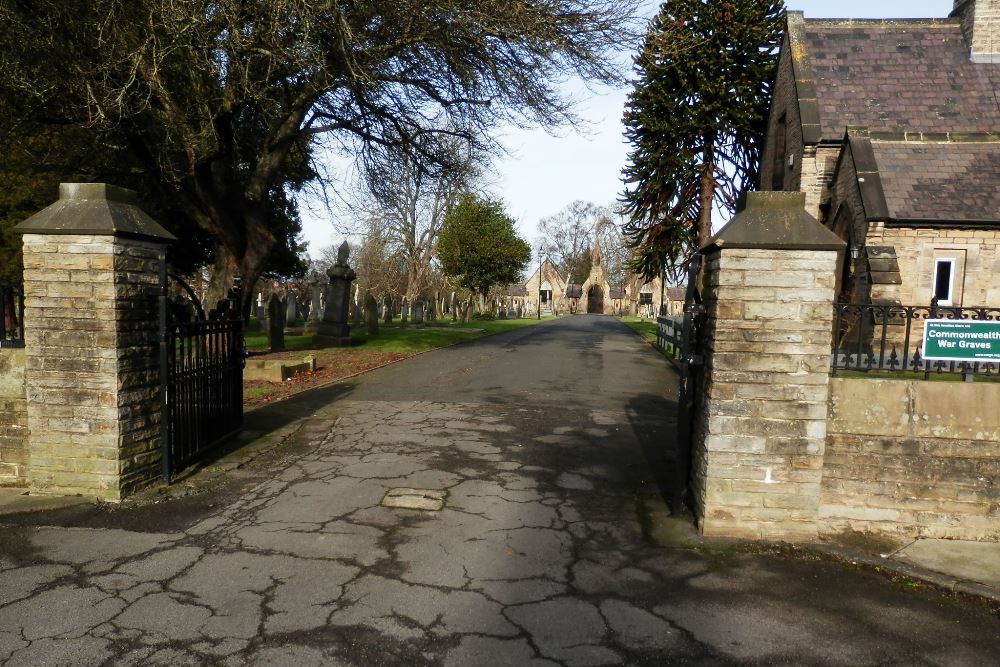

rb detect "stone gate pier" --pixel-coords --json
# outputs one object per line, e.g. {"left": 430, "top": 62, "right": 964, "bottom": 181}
{"left": 691, "top": 192, "right": 845, "bottom": 541}
{"left": 15, "top": 184, "right": 176, "bottom": 500}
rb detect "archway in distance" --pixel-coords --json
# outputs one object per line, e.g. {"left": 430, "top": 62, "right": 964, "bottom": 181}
{"left": 587, "top": 285, "right": 604, "bottom": 314}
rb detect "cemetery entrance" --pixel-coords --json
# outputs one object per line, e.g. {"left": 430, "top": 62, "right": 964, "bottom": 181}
{"left": 159, "top": 259, "right": 245, "bottom": 481}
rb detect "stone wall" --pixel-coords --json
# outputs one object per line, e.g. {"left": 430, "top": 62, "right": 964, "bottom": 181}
{"left": 865, "top": 222, "right": 1000, "bottom": 306}
{"left": 22, "top": 234, "right": 163, "bottom": 500}
{"left": 0, "top": 348, "right": 28, "bottom": 486}
{"left": 822, "top": 378, "right": 1000, "bottom": 540}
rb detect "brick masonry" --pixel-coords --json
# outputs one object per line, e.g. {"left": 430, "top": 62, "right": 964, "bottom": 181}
{"left": 21, "top": 234, "right": 163, "bottom": 500}
{"left": 692, "top": 248, "right": 840, "bottom": 541}
{"left": 823, "top": 378, "right": 1000, "bottom": 540}
{"left": 0, "top": 348, "right": 28, "bottom": 486}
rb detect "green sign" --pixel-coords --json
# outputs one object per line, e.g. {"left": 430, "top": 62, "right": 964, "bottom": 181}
{"left": 922, "top": 319, "right": 1000, "bottom": 362}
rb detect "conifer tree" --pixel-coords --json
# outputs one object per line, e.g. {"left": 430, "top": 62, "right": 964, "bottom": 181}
{"left": 620, "top": 0, "right": 784, "bottom": 280}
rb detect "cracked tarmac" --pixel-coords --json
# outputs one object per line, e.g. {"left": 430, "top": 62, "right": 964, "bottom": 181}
{"left": 1, "top": 315, "right": 998, "bottom": 665}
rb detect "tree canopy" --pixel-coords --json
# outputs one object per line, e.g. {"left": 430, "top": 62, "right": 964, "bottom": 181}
{"left": 619, "top": 0, "right": 784, "bottom": 280}
{"left": 0, "top": 0, "right": 639, "bottom": 310}
{"left": 437, "top": 195, "right": 531, "bottom": 300}
{"left": 353, "top": 135, "right": 484, "bottom": 303}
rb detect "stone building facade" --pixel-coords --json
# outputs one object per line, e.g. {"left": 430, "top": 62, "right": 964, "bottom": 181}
{"left": 519, "top": 245, "right": 670, "bottom": 316}
{"left": 761, "top": 1, "right": 1000, "bottom": 308}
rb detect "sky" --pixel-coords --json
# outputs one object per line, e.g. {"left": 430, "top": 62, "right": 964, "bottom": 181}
{"left": 297, "top": 1, "right": 954, "bottom": 255}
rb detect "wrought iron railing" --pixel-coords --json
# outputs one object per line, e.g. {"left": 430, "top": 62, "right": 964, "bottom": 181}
{"left": 832, "top": 301, "right": 1000, "bottom": 379}
{"left": 656, "top": 315, "right": 684, "bottom": 357}
{"left": 0, "top": 284, "right": 25, "bottom": 348}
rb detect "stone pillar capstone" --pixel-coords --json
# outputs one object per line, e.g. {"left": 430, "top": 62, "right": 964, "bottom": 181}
{"left": 15, "top": 183, "right": 177, "bottom": 500}
{"left": 691, "top": 191, "right": 845, "bottom": 542}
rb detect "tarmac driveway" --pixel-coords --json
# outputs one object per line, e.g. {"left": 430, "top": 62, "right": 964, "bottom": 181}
{"left": 0, "top": 315, "right": 997, "bottom": 665}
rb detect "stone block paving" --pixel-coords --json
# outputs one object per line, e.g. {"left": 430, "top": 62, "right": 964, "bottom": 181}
{"left": 1, "top": 398, "right": 999, "bottom": 665}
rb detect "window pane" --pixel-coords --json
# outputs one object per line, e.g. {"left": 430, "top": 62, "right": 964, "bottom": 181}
{"left": 934, "top": 261, "right": 952, "bottom": 301}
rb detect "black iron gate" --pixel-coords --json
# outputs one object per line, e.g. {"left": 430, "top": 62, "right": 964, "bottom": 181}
{"left": 671, "top": 254, "right": 705, "bottom": 513}
{"left": 159, "top": 257, "right": 245, "bottom": 481}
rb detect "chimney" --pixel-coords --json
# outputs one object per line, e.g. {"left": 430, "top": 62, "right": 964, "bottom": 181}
{"left": 953, "top": 0, "right": 1000, "bottom": 63}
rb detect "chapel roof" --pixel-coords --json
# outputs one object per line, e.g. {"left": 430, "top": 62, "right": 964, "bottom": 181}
{"left": 841, "top": 126, "right": 1000, "bottom": 224}
{"left": 871, "top": 141, "right": 1000, "bottom": 222}
{"left": 790, "top": 14, "right": 1000, "bottom": 141}
{"left": 507, "top": 284, "right": 528, "bottom": 297}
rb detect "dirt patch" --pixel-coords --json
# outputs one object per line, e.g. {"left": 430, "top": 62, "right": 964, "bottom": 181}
{"left": 245, "top": 348, "right": 406, "bottom": 408}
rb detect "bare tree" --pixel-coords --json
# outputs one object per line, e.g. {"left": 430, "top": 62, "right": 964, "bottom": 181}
{"left": 354, "top": 136, "right": 483, "bottom": 303}
{"left": 538, "top": 200, "right": 606, "bottom": 286}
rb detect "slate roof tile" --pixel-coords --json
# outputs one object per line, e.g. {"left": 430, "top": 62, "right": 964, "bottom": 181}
{"left": 802, "top": 20, "right": 1000, "bottom": 138}
{"left": 872, "top": 141, "right": 1000, "bottom": 221}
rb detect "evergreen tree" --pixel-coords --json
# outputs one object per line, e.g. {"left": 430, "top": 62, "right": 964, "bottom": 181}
{"left": 437, "top": 195, "right": 531, "bottom": 304}
{"left": 620, "top": 0, "right": 784, "bottom": 280}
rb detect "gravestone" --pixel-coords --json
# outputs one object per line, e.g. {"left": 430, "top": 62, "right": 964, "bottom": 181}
{"left": 401, "top": 298, "right": 409, "bottom": 327}
{"left": 427, "top": 298, "right": 436, "bottom": 324}
{"left": 267, "top": 293, "right": 286, "bottom": 352}
{"left": 451, "top": 292, "right": 458, "bottom": 322}
{"left": 412, "top": 299, "right": 425, "bottom": 328}
{"left": 351, "top": 285, "right": 362, "bottom": 327}
{"left": 285, "top": 292, "right": 298, "bottom": 325}
{"left": 316, "top": 241, "right": 356, "bottom": 345}
{"left": 365, "top": 294, "right": 379, "bottom": 335}
{"left": 304, "top": 283, "right": 323, "bottom": 334}
{"left": 383, "top": 296, "right": 392, "bottom": 325}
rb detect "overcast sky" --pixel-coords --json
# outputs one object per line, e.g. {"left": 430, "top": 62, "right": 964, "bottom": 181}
{"left": 298, "top": 1, "right": 954, "bottom": 255}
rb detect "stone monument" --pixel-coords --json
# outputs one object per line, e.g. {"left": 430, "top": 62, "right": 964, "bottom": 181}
{"left": 304, "top": 282, "right": 323, "bottom": 334}
{"left": 316, "top": 241, "right": 356, "bottom": 345}
{"left": 365, "top": 294, "right": 379, "bottom": 335}
{"left": 267, "top": 293, "right": 285, "bottom": 352}
{"left": 351, "top": 285, "right": 362, "bottom": 327}
{"left": 383, "top": 296, "right": 392, "bottom": 325}
{"left": 412, "top": 299, "right": 425, "bottom": 328}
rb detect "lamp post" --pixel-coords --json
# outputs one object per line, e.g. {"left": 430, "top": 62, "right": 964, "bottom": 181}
{"left": 537, "top": 242, "right": 543, "bottom": 320}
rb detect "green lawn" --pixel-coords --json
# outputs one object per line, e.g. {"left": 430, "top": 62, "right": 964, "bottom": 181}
{"left": 616, "top": 316, "right": 659, "bottom": 345}
{"left": 245, "top": 316, "right": 556, "bottom": 355}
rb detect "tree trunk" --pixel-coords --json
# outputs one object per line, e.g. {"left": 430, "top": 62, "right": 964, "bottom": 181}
{"left": 199, "top": 207, "right": 277, "bottom": 321}
{"left": 698, "top": 134, "right": 716, "bottom": 248}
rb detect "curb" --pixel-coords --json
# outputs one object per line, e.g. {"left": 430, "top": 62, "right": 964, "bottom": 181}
{"left": 806, "top": 543, "right": 1000, "bottom": 604}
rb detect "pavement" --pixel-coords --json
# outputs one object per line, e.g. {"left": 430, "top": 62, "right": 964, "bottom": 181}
{"left": 0, "top": 315, "right": 997, "bottom": 665}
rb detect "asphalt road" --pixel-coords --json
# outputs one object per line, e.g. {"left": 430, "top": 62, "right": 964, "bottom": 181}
{"left": 0, "top": 315, "right": 997, "bottom": 666}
